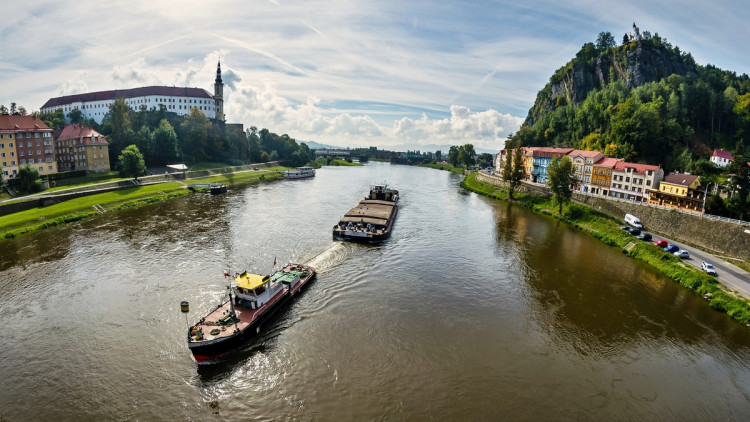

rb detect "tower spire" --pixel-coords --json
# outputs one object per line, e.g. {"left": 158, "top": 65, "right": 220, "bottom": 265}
{"left": 213, "top": 59, "right": 225, "bottom": 121}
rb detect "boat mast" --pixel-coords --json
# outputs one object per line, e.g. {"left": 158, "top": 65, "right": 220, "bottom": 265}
{"left": 227, "top": 283, "right": 237, "bottom": 319}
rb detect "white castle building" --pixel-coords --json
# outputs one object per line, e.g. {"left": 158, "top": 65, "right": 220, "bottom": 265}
{"left": 41, "top": 62, "right": 225, "bottom": 123}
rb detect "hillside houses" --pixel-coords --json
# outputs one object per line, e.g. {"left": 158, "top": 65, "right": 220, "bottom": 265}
{"left": 492, "top": 146, "right": 721, "bottom": 213}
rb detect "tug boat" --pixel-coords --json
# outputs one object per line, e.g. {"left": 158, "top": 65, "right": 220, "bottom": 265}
{"left": 332, "top": 183, "right": 399, "bottom": 242}
{"left": 186, "top": 263, "right": 316, "bottom": 364}
{"left": 284, "top": 166, "right": 316, "bottom": 179}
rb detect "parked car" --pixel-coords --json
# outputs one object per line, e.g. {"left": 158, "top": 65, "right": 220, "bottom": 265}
{"left": 654, "top": 239, "right": 668, "bottom": 248}
{"left": 674, "top": 250, "right": 690, "bottom": 259}
{"left": 621, "top": 225, "right": 631, "bottom": 231}
{"left": 664, "top": 245, "right": 680, "bottom": 253}
{"left": 701, "top": 261, "right": 717, "bottom": 276}
{"left": 636, "top": 233, "right": 652, "bottom": 241}
{"left": 627, "top": 227, "right": 641, "bottom": 236}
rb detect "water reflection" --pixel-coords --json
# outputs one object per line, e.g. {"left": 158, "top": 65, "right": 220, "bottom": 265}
{"left": 1, "top": 162, "right": 750, "bottom": 420}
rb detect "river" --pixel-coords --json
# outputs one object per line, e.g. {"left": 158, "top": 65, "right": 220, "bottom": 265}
{"left": 1, "top": 161, "right": 749, "bottom": 420}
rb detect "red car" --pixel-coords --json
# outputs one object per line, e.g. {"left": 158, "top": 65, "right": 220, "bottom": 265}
{"left": 654, "top": 239, "right": 668, "bottom": 247}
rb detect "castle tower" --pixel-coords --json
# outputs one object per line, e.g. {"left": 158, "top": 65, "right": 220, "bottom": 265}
{"left": 214, "top": 60, "right": 224, "bottom": 121}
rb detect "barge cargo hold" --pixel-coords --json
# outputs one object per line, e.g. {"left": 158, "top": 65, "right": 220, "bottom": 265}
{"left": 333, "top": 184, "right": 399, "bottom": 242}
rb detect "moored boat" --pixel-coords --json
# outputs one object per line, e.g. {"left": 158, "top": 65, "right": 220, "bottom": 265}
{"left": 186, "top": 263, "right": 316, "bottom": 364}
{"left": 333, "top": 183, "right": 399, "bottom": 242}
{"left": 284, "top": 166, "right": 316, "bottom": 179}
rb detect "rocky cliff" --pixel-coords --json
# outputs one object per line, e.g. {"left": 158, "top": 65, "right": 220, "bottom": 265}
{"left": 525, "top": 40, "right": 697, "bottom": 127}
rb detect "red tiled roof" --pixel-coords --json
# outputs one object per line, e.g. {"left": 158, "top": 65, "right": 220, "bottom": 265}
{"left": 0, "top": 115, "right": 52, "bottom": 131}
{"left": 613, "top": 161, "right": 661, "bottom": 174}
{"left": 567, "top": 149, "right": 603, "bottom": 158}
{"left": 712, "top": 149, "right": 733, "bottom": 160}
{"left": 41, "top": 86, "right": 214, "bottom": 109}
{"left": 57, "top": 124, "right": 108, "bottom": 144}
{"left": 593, "top": 157, "right": 620, "bottom": 167}
{"left": 534, "top": 147, "right": 574, "bottom": 154}
{"left": 663, "top": 172, "right": 698, "bottom": 187}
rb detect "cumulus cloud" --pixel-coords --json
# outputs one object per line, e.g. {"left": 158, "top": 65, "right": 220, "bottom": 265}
{"left": 56, "top": 72, "right": 89, "bottom": 96}
{"left": 226, "top": 72, "right": 522, "bottom": 150}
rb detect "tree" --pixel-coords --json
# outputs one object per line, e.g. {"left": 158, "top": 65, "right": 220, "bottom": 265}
{"left": 725, "top": 140, "right": 750, "bottom": 220}
{"left": 462, "top": 144, "right": 476, "bottom": 167}
{"left": 547, "top": 156, "right": 576, "bottom": 214}
{"left": 68, "top": 109, "right": 84, "bottom": 124}
{"left": 118, "top": 144, "right": 146, "bottom": 180}
{"left": 102, "top": 99, "right": 133, "bottom": 160}
{"left": 448, "top": 145, "right": 459, "bottom": 167}
{"left": 16, "top": 165, "right": 40, "bottom": 193}
{"left": 152, "top": 119, "right": 179, "bottom": 166}
{"left": 476, "top": 153, "right": 493, "bottom": 169}
{"left": 596, "top": 32, "right": 616, "bottom": 51}
{"left": 39, "top": 108, "right": 66, "bottom": 129}
{"left": 503, "top": 140, "right": 525, "bottom": 200}
{"left": 134, "top": 125, "right": 153, "bottom": 164}
{"left": 180, "top": 108, "right": 212, "bottom": 161}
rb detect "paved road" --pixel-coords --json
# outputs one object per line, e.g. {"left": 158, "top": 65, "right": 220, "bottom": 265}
{"left": 640, "top": 231, "right": 750, "bottom": 299}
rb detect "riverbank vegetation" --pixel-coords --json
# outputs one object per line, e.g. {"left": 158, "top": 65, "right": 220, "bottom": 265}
{"left": 418, "top": 163, "right": 465, "bottom": 174}
{"left": 461, "top": 172, "right": 750, "bottom": 326}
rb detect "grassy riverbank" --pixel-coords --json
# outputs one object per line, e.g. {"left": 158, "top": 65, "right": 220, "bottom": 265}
{"left": 417, "top": 163, "right": 466, "bottom": 174}
{"left": 0, "top": 167, "right": 284, "bottom": 240}
{"left": 461, "top": 172, "right": 750, "bottom": 326}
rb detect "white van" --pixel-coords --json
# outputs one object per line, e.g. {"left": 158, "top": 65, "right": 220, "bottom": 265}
{"left": 625, "top": 213, "right": 642, "bottom": 228}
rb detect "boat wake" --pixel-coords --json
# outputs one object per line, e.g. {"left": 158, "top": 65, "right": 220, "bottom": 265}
{"left": 304, "top": 242, "right": 350, "bottom": 273}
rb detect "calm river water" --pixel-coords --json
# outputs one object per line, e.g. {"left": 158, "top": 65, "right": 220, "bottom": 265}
{"left": 1, "top": 162, "right": 750, "bottom": 420}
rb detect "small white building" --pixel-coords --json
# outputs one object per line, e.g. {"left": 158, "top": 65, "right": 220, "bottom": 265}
{"left": 710, "top": 149, "right": 733, "bottom": 168}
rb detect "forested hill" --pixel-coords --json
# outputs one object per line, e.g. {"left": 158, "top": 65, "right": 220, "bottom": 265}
{"left": 512, "top": 30, "right": 750, "bottom": 172}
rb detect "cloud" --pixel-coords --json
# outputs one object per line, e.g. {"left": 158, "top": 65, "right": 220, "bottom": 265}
{"left": 56, "top": 72, "right": 89, "bottom": 96}
{"left": 2, "top": 0, "right": 748, "bottom": 151}
{"left": 227, "top": 73, "right": 522, "bottom": 149}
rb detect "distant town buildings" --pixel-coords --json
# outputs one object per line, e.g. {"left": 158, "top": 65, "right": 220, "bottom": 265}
{"left": 568, "top": 149, "right": 604, "bottom": 191}
{"left": 0, "top": 115, "right": 57, "bottom": 179}
{"left": 610, "top": 161, "right": 663, "bottom": 202}
{"left": 648, "top": 172, "right": 703, "bottom": 212}
{"left": 495, "top": 146, "right": 668, "bottom": 204}
{"left": 40, "top": 62, "right": 226, "bottom": 124}
{"left": 710, "top": 149, "right": 733, "bottom": 168}
{"left": 54, "top": 124, "right": 110, "bottom": 173}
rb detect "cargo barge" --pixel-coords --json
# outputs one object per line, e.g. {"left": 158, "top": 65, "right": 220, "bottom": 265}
{"left": 333, "top": 184, "right": 399, "bottom": 242}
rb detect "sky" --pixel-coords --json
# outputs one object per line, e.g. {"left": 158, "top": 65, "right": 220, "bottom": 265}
{"left": 1, "top": 0, "right": 749, "bottom": 151}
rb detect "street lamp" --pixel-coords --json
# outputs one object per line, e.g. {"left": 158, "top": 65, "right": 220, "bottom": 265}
{"left": 701, "top": 182, "right": 713, "bottom": 214}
